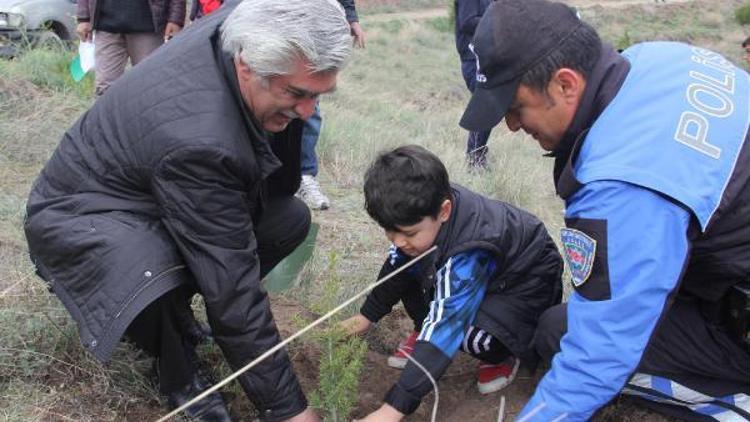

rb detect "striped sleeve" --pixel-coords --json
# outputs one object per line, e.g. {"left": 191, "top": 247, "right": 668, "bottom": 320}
{"left": 384, "top": 249, "right": 496, "bottom": 414}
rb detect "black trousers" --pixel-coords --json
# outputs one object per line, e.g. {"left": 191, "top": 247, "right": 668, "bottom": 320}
{"left": 534, "top": 297, "right": 750, "bottom": 421}
{"left": 125, "top": 196, "right": 311, "bottom": 393}
{"left": 399, "top": 279, "right": 511, "bottom": 364}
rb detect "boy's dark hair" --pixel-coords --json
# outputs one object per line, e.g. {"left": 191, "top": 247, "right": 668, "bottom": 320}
{"left": 743, "top": 36, "right": 750, "bottom": 48}
{"left": 364, "top": 145, "right": 451, "bottom": 232}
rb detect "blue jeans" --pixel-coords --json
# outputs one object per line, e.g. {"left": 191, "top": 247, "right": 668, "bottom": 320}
{"left": 461, "top": 60, "right": 491, "bottom": 166}
{"left": 301, "top": 103, "right": 322, "bottom": 177}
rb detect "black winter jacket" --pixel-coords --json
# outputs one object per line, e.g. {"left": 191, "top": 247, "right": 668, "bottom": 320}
{"left": 25, "top": 7, "right": 306, "bottom": 421}
{"left": 360, "top": 184, "right": 563, "bottom": 414}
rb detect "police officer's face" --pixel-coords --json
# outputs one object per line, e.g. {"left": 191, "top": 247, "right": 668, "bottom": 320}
{"left": 504, "top": 69, "right": 583, "bottom": 151}
{"left": 235, "top": 57, "right": 337, "bottom": 133}
{"left": 385, "top": 200, "right": 452, "bottom": 257}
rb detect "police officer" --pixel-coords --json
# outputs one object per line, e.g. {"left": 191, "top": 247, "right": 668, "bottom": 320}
{"left": 460, "top": 0, "right": 750, "bottom": 420}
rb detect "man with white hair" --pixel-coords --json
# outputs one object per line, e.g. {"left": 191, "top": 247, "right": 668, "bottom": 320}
{"left": 24, "top": 1, "right": 351, "bottom": 420}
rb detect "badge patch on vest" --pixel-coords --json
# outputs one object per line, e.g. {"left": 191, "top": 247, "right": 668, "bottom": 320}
{"left": 561, "top": 228, "right": 596, "bottom": 287}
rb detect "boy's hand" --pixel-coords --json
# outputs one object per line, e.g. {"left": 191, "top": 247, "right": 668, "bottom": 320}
{"left": 340, "top": 314, "right": 371, "bottom": 336}
{"left": 354, "top": 404, "right": 404, "bottom": 422}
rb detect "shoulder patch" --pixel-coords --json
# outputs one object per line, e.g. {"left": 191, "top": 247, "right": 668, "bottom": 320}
{"left": 560, "top": 228, "right": 597, "bottom": 287}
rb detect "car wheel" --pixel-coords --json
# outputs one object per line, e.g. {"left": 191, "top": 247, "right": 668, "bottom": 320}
{"left": 34, "top": 31, "right": 65, "bottom": 50}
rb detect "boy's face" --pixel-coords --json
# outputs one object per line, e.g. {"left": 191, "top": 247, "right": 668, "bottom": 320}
{"left": 385, "top": 200, "right": 452, "bottom": 257}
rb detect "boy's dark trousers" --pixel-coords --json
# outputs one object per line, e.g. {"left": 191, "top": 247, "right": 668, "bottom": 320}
{"left": 125, "top": 196, "right": 311, "bottom": 393}
{"left": 389, "top": 272, "right": 512, "bottom": 364}
{"left": 534, "top": 297, "right": 750, "bottom": 421}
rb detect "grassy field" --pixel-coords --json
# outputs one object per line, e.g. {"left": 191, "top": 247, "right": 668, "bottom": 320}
{"left": 1, "top": 0, "right": 748, "bottom": 420}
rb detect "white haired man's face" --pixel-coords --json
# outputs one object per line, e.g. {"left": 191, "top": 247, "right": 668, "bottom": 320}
{"left": 235, "top": 57, "right": 338, "bottom": 133}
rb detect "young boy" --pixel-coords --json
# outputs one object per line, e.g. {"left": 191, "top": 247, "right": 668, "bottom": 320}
{"left": 343, "top": 145, "right": 563, "bottom": 421}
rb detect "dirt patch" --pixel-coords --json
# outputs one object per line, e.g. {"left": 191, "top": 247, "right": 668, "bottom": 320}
{"left": 269, "top": 297, "right": 670, "bottom": 421}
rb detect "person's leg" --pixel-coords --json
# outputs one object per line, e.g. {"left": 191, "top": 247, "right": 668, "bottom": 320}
{"left": 93, "top": 31, "right": 129, "bottom": 97}
{"left": 301, "top": 103, "right": 322, "bottom": 177}
{"left": 461, "top": 326, "right": 512, "bottom": 364}
{"left": 623, "top": 298, "right": 750, "bottom": 419}
{"left": 533, "top": 300, "right": 750, "bottom": 419}
{"left": 125, "top": 287, "right": 194, "bottom": 393}
{"left": 298, "top": 103, "right": 331, "bottom": 210}
{"left": 466, "top": 130, "right": 491, "bottom": 169}
{"left": 461, "top": 325, "right": 519, "bottom": 394}
{"left": 254, "top": 195, "right": 311, "bottom": 278}
{"left": 460, "top": 60, "right": 491, "bottom": 168}
{"left": 124, "top": 32, "right": 164, "bottom": 65}
{"left": 125, "top": 287, "right": 231, "bottom": 420}
{"left": 533, "top": 303, "right": 567, "bottom": 362}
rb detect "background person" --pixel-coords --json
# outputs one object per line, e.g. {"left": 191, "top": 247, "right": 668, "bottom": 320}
{"left": 76, "top": 0, "right": 186, "bottom": 97}
{"left": 25, "top": 1, "right": 352, "bottom": 420}
{"left": 460, "top": 0, "right": 750, "bottom": 420}
{"left": 298, "top": 0, "right": 366, "bottom": 210}
{"left": 454, "top": 0, "right": 493, "bottom": 169}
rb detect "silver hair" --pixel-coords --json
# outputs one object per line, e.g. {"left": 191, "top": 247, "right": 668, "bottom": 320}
{"left": 220, "top": 0, "right": 352, "bottom": 77}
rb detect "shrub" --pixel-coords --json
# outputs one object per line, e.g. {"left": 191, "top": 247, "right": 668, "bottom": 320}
{"left": 305, "top": 252, "right": 368, "bottom": 421}
{"left": 737, "top": 3, "right": 750, "bottom": 25}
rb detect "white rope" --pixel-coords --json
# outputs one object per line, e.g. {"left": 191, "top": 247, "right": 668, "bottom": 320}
{"left": 497, "top": 395, "right": 506, "bottom": 422}
{"left": 400, "top": 345, "right": 439, "bottom": 422}
{"left": 156, "top": 245, "right": 437, "bottom": 422}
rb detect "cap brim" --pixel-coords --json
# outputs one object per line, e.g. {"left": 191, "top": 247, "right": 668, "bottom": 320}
{"left": 459, "top": 78, "right": 520, "bottom": 132}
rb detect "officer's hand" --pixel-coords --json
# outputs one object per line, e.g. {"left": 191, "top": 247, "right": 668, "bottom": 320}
{"left": 76, "top": 22, "right": 92, "bottom": 42}
{"left": 350, "top": 21, "right": 365, "bottom": 49}
{"left": 283, "top": 408, "right": 320, "bottom": 422}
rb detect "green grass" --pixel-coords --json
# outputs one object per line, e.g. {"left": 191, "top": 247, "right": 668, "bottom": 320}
{"left": 736, "top": 2, "right": 750, "bottom": 25}
{"left": 0, "top": 1, "right": 745, "bottom": 419}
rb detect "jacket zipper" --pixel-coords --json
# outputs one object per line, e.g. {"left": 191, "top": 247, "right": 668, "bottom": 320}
{"left": 113, "top": 265, "right": 186, "bottom": 320}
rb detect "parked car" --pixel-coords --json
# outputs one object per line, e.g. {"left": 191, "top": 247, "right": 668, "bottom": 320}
{"left": 0, "top": 0, "right": 77, "bottom": 58}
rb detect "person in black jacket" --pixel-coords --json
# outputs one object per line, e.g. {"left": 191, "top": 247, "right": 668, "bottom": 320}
{"left": 24, "top": 1, "right": 352, "bottom": 421}
{"left": 341, "top": 145, "right": 563, "bottom": 421}
{"left": 455, "top": 0, "right": 492, "bottom": 168}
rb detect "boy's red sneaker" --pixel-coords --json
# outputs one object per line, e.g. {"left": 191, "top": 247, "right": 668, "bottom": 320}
{"left": 387, "top": 331, "right": 419, "bottom": 369}
{"left": 477, "top": 356, "right": 520, "bottom": 394}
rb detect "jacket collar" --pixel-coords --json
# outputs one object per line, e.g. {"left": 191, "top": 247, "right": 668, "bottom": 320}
{"left": 551, "top": 44, "right": 631, "bottom": 188}
{"left": 213, "top": 32, "right": 282, "bottom": 179}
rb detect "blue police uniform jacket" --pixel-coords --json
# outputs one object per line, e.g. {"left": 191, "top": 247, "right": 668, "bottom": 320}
{"left": 519, "top": 42, "right": 750, "bottom": 420}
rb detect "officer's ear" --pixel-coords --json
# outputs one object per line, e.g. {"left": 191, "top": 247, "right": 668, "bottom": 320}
{"left": 550, "top": 68, "right": 586, "bottom": 105}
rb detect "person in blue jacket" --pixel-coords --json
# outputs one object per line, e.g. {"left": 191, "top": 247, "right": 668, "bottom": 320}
{"left": 460, "top": 0, "right": 750, "bottom": 420}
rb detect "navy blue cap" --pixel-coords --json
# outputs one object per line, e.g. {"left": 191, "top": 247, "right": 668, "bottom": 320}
{"left": 459, "top": 0, "right": 581, "bottom": 132}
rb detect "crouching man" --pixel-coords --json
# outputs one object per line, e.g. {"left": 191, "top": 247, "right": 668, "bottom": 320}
{"left": 24, "top": 1, "right": 352, "bottom": 420}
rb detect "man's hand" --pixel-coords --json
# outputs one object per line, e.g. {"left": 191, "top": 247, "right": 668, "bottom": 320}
{"left": 284, "top": 408, "right": 320, "bottom": 422}
{"left": 349, "top": 21, "right": 365, "bottom": 48}
{"left": 354, "top": 404, "right": 404, "bottom": 422}
{"left": 164, "top": 22, "right": 183, "bottom": 42}
{"left": 340, "top": 314, "right": 371, "bottom": 336}
{"left": 76, "top": 22, "right": 92, "bottom": 42}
